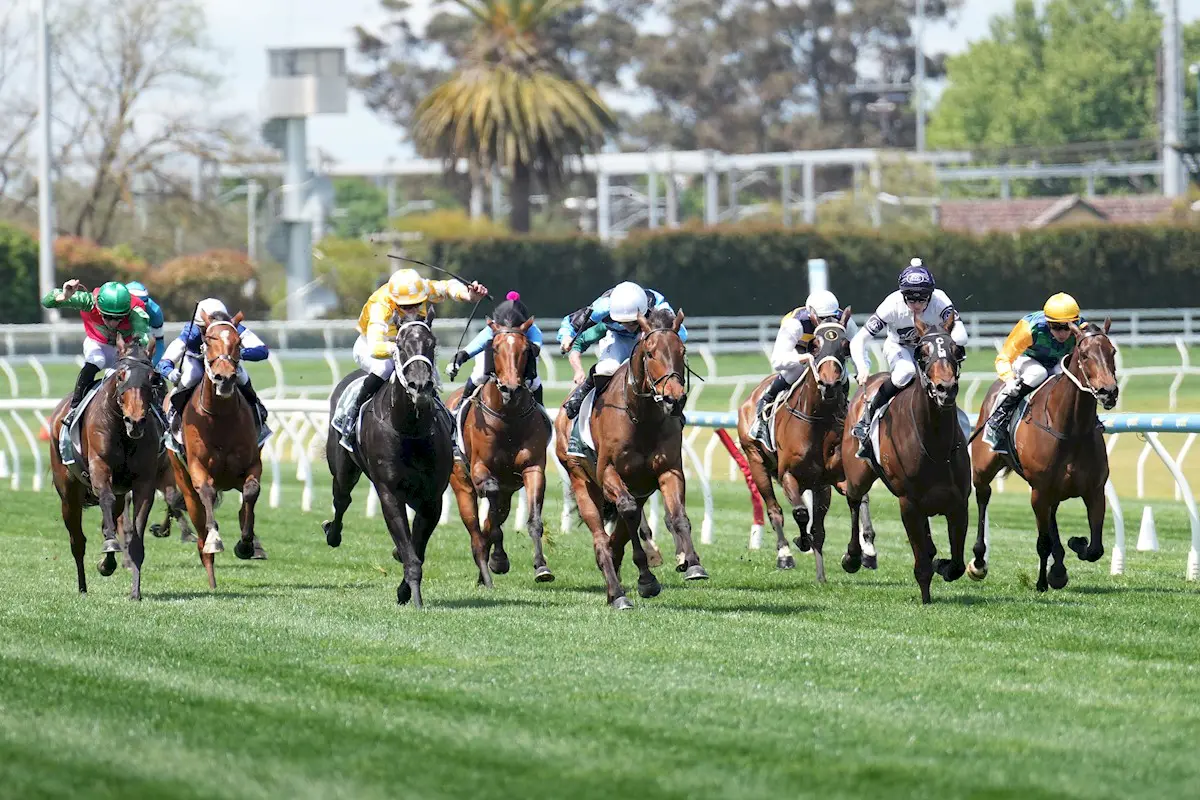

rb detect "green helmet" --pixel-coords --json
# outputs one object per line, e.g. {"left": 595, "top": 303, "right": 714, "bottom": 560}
{"left": 96, "top": 281, "right": 132, "bottom": 316}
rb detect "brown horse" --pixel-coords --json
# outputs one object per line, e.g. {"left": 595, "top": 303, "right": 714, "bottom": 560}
{"left": 48, "top": 335, "right": 163, "bottom": 599}
{"left": 969, "top": 320, "right": 1118, "bottom": 591}
{"left": 169, "top": 309, "right": 264, "bottom": 589}
{"left": 840, "top": 314, "right": 970, "bottom": 604}
{"left": 448, "top": 316, "right": 554, "bottom": 586}
{"left": 555, "top": 307, "right": 707, "bottom": 609}
{"left": 737, "top": 309, "right": 876, "bottom": 579}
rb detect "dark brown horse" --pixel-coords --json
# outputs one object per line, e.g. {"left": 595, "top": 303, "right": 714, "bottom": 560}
{"left": 48, "top": 335, "right": 163, "bottom": 599}
{"left": 969, "top": 320, "right": 1118, "bottom": 591}
{"left": 120, "top": 453, "right": 196, "bottom": 547}
{"left": 169, "top": 309, "right": 264, "bottom": 590}
{"left": 555, "top": 307, "right": 707, "bottom": 609}
{"left": 737, "top": 309, "right": 876, "bottom": 579}
{"left": 448, "top": 315, "right": 554, "bottom": 586}
{"left": 840, "top": 314, "right": 970, "bottom": 604}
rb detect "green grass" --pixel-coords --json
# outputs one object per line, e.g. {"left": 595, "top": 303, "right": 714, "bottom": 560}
{"left": 1, "top": 478, "right": 1198, "bottom": 799}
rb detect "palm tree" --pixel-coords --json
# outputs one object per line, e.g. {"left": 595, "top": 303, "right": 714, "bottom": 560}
{"left": 411, "top": 0, "right": 617, "bottom": 233}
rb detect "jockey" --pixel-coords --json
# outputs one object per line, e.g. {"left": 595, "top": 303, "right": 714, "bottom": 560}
{"left": 558, "top": 280, "right": 687, "bottom": 420}
{"left": 849, "top": 258, "right": 968, "bottom": 452}
{"left": 156, "top": 298, "right": 270, "bottom": 434}
{"left": 755, "top": 289, "right": 858, "bottom": 425}
{"left": 41, "top": 279, "right": 152, "bottom": 425}
{"left": 125, "top": 281, "right": 166, "bottom": 366}
{"left": 450, "top": 291, "right": 544, "bottom": 407}
{"left": 984, "top": 292, "right": 1084, "bottom": 452}
{"left": 339, "top": 267, "right": 488, "bottom": 449}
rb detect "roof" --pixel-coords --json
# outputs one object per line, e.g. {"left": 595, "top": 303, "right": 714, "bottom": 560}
{"left": 938, "top": 194, "right": 1176, "bottom": 235}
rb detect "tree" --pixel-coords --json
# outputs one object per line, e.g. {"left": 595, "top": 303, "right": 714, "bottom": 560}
{"left": 409, "top": 0, "right": 617, "bottom": 232}
{"left": 331, "top": 178, "right": 389, "bottom": 238}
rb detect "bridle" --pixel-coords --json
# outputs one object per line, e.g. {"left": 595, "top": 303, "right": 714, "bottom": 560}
{"left": 914, "top": 331, "right": 961, "bottom": 394}
{"left": 628, "top": 327, "right": 689, "bottom": 406}
{"left": 390, "top": 319, "right": 436, "bottom": 390}
{"left": 1061, "top": 327, "right": 1117, "bottom": 402}
{"left": 473, "top": 325, "right": 538, "bottom": 419}
{"left": 201, "top": 319, "right": 242, "bottom": 385}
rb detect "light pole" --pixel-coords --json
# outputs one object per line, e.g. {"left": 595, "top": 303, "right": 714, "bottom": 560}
{"left": 37, "top": 0, "right": 56, "bottom": 322}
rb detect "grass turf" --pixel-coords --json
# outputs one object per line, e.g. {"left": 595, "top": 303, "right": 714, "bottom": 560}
{"left": 0, "top": 478, "right": 1198, "bottom": 799}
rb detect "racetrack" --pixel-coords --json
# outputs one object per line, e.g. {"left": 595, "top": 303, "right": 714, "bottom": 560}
{"left": 0, "top": 480, "right": 1197, "bottom": 798}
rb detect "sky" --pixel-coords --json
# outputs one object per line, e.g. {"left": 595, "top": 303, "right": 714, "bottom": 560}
{"left": 201, "top": 0, "right": 1200, "bottom": 166}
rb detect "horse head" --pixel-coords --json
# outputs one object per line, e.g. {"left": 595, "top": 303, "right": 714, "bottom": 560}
{"left": 200, "top": 309, "right": 244, "bottom": 399}
{"left": 913, "top": 312, "right": 962, "bottom": 408}
{"left": 113, "top": 333, "right": 158, "bottom": 439}
{"left": 1069, "top": 318, "right": 1119, "bottom": 410}
{"left": 634, "top": 307, "right": 688, "bottom": 417}
{"left": 811, "top": 306, "right": 853, "bottom": 402}
{"left": 392, "top": 309, "right": 437, "bottom": 408}
{"left": 488, "top": 316, "right": 535, "bottom": 406}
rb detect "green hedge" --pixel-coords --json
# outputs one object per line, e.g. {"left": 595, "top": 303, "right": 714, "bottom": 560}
{"left": 0, "top": 223, "right": 39, "bottom": 323}
{"left": 429, "top": 224, "right": 1200, "bottom": 316}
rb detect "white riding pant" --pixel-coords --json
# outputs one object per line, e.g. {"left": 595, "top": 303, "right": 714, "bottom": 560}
{"left": 1005, "top": 355, "right": 1061, "bottom": 393}
{"left": 469, "top": 353, "right": 542, "bottom": 391}
{"left": 883, "top": 340, "right": 918, "bottom": 388}
{"left": 595, "top": 331, "right": 637, "bottom": 377}
{"left": 353, "top": 334, "right": 395, "bottom": 380}
{"left": 179, "top": 353, "right": 249, "bottom": 390}
{"left": 82, "top": 338, "right": 117, "bottom": 370}
{"left": 776, "top": 359, "right": 809, "bottom": 384}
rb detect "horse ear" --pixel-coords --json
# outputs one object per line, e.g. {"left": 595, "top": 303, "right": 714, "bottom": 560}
{"left": 1068, "top": 321, "right": 1083, "bottom": 340}
{"left": 913, "top": 315, "right": 929, "bottom": 337}
{"left": 519, "top": 317, "right": 535, "bottom": 333}
{"left": 839, "top": 306, "right": 852, "bottom": 327}
{"left": 637, "top": 312, "right": 651, "bottom": 334}
{"left": 942, "top": 311, "right": 958, "bottom": 334}
{"left": 1103, "top": 317, "right": 1112, "bottom": 334}
{"left": 115, "top": 332, "right": 126, "bottom": 354}
{"left": 487, "top": 318, "right": 497, "bottom": 332}
{"left": 199, "top": 310, "right": 211, "bottom": 327}
{"left": 232, "top": 311, "right": 244, "bottom": 326}
{"left": 673, "top": 309, "right": 685, "bottom": 332}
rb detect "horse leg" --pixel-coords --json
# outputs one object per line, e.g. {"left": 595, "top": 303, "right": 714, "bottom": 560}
{"left": 620, "top": 505, "right": 662, "bottom": 599}
{"left": 485, "top": 491, "right": 512, "bottom": 576}
{"left": 451, "top": 467, "right": 491, "bottom": 588}
{"left": 194, "top": 480, "right": 224, "bottom": 556}
{"left": 656, "top": 468, "right": 708, "bottom": 580}
{"left": 858, "top": 494, "right": 878, "bottom": 570}
{"left": 843, "top": 493, "right": 865, "bottom": 574}
{"left": 572, "top": 474, "right": 628, "bottom": 608}
{"left": 779, "top": 472, "right": 811, "bottom": 555}
{"left": 523, "top": 467, "right": 553, "bottom": 583}
{"left": 1030, "top": 489, "right": 1055, "bottom": 593}
{"left": 91, "top": 465, "right": 122, "bottom": 577}
{"left": 62, "top": 487, "right": 88, "bottom": 594}
{"left": 377, "top": 489, "right": 423, "bottom": 608}
{"left": 233, "top": 469, "right": 262, "bottom": 561}
{"left": 322, "top": 442, "right": 361, "bottom": 548}
{"left": 970, "top": 455, "right": 1004, "bottom": 581}
{"left": 934, "top": 502, "right": 968, "bottom": 583}
{"left": 809, "top": 484, "right": 832, "bottom": 584}
{"left": 1069, "top": 484, "right": 1106, "bottom": 563}
{"left": 172, "top": 460, "right": 216, "bottom": 589}
{"left": 1046, "top": 500, "right": 1069, "bottom": 590}
{"left": 163, "top": 485, "right": 196, "bottom": 543}
{"left": 127, "top": 480, "right": 155, "bottom": 601}
{"left": 746, "top": 448, "right": 791, "bottom": 569}
{"left": 899, "top": 498, "right": 934, "bottom": 604}
{"left": 411, "top": 498, "right": 440, "bottom": 566}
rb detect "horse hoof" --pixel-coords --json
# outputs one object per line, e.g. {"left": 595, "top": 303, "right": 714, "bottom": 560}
{"left": 233, "top": 540, "right": 254, "bottom": 560}
{"left": 967, "top": 561, "right": 989, "bottom": 581}
{"left": 862, "top": 554, "right": 878, "bottom": 571}
{"left": 97, "top": 554, "right": 117, "bottom": 577}
{"left": 149, "top": 524, "right": 169, "bottom": 539}
{"left": 180, "top": 530, "right": 197, "bottom": 544}
{"left": 251, "top": 542, "right": 268, "bottom": 560}
{"left": 683, "top": 564, "right": 709, "bottom": 581}
{"left": 1048, "top": 566, "right": 1069, "bottom": 590}
{"left": 1067, "top": 537, "right": 1087, "bottom": 559}
{"left": 841, "top": 553, "right": 862, "bottom": 574}
{"left": 934, "top": 558, "right": 966, "bottom": 582}
{"left": 777, "top": 556, "right": 796, "bottom": 570}
{"left": 637, "top": 576, "right": 662, "bottom": 598}
{"left": 792, "top": 534, "right": 812, "bottom": 553}
{"left": 489, "top": 556, "right": 511, "bottom": 575}
{"left": 203, "top": 539, "right": 223, "bottom": 555}
{"left": 323, "top": 520, "right": 341, "bottom": 548}
{"left": 101, "top": 538, "right": 122, "bottom": 554}
{"left": 397, "top": 583, "right": 412, "bottom": 605}
{"left": 534, "top": 566, "right": 555, "bottom": 583}
{"left": 611, "top": 596, "right": 634, "bottom": 610}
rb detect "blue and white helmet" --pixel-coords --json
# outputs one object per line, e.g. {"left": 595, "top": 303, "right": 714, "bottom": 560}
{"left": 125, "top": 281, "right": 149, "bottom": 299}
{"left": 898, "top": 258, "right": 935, "bottom": 298}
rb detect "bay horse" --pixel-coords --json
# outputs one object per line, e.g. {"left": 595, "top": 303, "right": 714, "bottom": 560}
{"left": 323, "top": 310, "right": 453, "bottom": 608}
{"left": 737, "top": 309, "right": 877, "bottom": 580}
{"left": 840, "top": 314, "right": 970, "bottom": 604}
{"left": 969, "top": 319, "right": 1118, "bottom": 591}
{"left": 554, "top": 307, "right": 707, "bottom": 609}
{"left": 48, "top": 335, "right": 163, "bottom": 599}
{"left": 169, "top": 309, "right": 265, "bottom": 590}
{"left": 447, "top": 313, "right": 554, "bottom": 586}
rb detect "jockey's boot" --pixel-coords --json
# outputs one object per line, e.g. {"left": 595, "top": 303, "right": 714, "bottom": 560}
{"left": 532, "top": 383, "right": 545, "bottom": 408}
{"left": 64, "top": 363, "right": 102, "bottom": 427}
{"left": 852, "top": 377, "right": 899, "bottom": 456}
{"left": 985, "top": 382, "right": 1033, "bottom": 454}
{"left": 237, "top": 380, "right": 268, "bottom": 426}
{"left": 168, "top": 385, "right": 197, "bottom": 438}
{"left": 461, "top": 376, "right": 478, "bottom": 402}
{"left": 563, "top": 367, "right": 600, "bottom": 420}
{"left": 756, "top": 373, "right": 791, "bottom": 421}
{"left": 340, "top": 373, "right": 385, "bottom": 450}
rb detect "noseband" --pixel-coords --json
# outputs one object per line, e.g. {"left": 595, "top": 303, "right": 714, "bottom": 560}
{"left": 1061, "top": 328, "right": 1116, "bottom": 401}
{"left": 202, "top": 320, "right": 242, "bottom": 383}
{"left": 629, "top": 328, "right": 689, "bottom": 404}
{"left": 811, "top": 322, "right": 850, "bottom": 384}
{"left": 915, "top": 331, "right": 960, "bottom": 393}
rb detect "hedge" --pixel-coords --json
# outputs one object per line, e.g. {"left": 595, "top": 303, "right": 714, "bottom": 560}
{"left": 149, "top": 249, "right": 268, "bottom": 320}
{"left": 0, "top": 223, "right": 39, "bottom": 323}
{"left": 429, "top": 224, "right": 1200, "bottom": 316}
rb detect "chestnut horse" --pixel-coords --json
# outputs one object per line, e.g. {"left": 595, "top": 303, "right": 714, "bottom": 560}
{"left": 738, "top": 309, "right": 876, "bottom": 579}
{"left": 969, "top": 320, "right": 1118, "bottom": 591}
{"left": 555, "top": 307, "right": 707, "bottom": 609}
{"left": 169, "top": 309, "right": 265, "bottom": 590}
{"left": 840, "top": 315, "right": 970, "bottom": 604}
{"left": 48, "top": 336, "right": 163, "bottom": 599}
{"left": 448, "top": 314, "right": 554, "bottom": 586}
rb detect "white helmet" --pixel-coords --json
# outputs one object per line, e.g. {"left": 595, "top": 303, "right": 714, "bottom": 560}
{"left": 194, "top": 298, "right": 228, "bottom": 325}
{"left": 805, "top": 289, "right": 840, "bottom": 320}
{"left": 608, "top": 281, "right": 649, "bottom": 323}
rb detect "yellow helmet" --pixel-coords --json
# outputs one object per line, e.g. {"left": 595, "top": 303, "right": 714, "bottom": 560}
{"left": 387, "top": 268, "right": 429, "bottom": 305}
{"left": 1043, "top": 292, "right": 1081, "bottom": 323}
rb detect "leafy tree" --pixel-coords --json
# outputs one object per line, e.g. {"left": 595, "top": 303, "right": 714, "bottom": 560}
{"left": 331, "top": 178, "right": 389, "bottom": 238}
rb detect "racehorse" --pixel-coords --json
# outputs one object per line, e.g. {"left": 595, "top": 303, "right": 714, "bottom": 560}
{"left": 323, "top": 310, "right": 453, "bottom": 608}
{"left": 169, "top": 309, "right": 264, "bottom": 590}
{"left": 555, "top": 307, "right": 707, "bottom": 609}
{"left": 969, "top": 319, "right": 1118, "bottom": 591}
{"left": 737, "top": 309, "right": 877, "bottom": 580}
{"left": 840, "top": 314, "right": 970, "bottom": 604}
{"left": 447, "top": 314, "right": 554, "bottom": 586}
{"left": 48, "top": 335, "right": 163, "bottom": 599}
